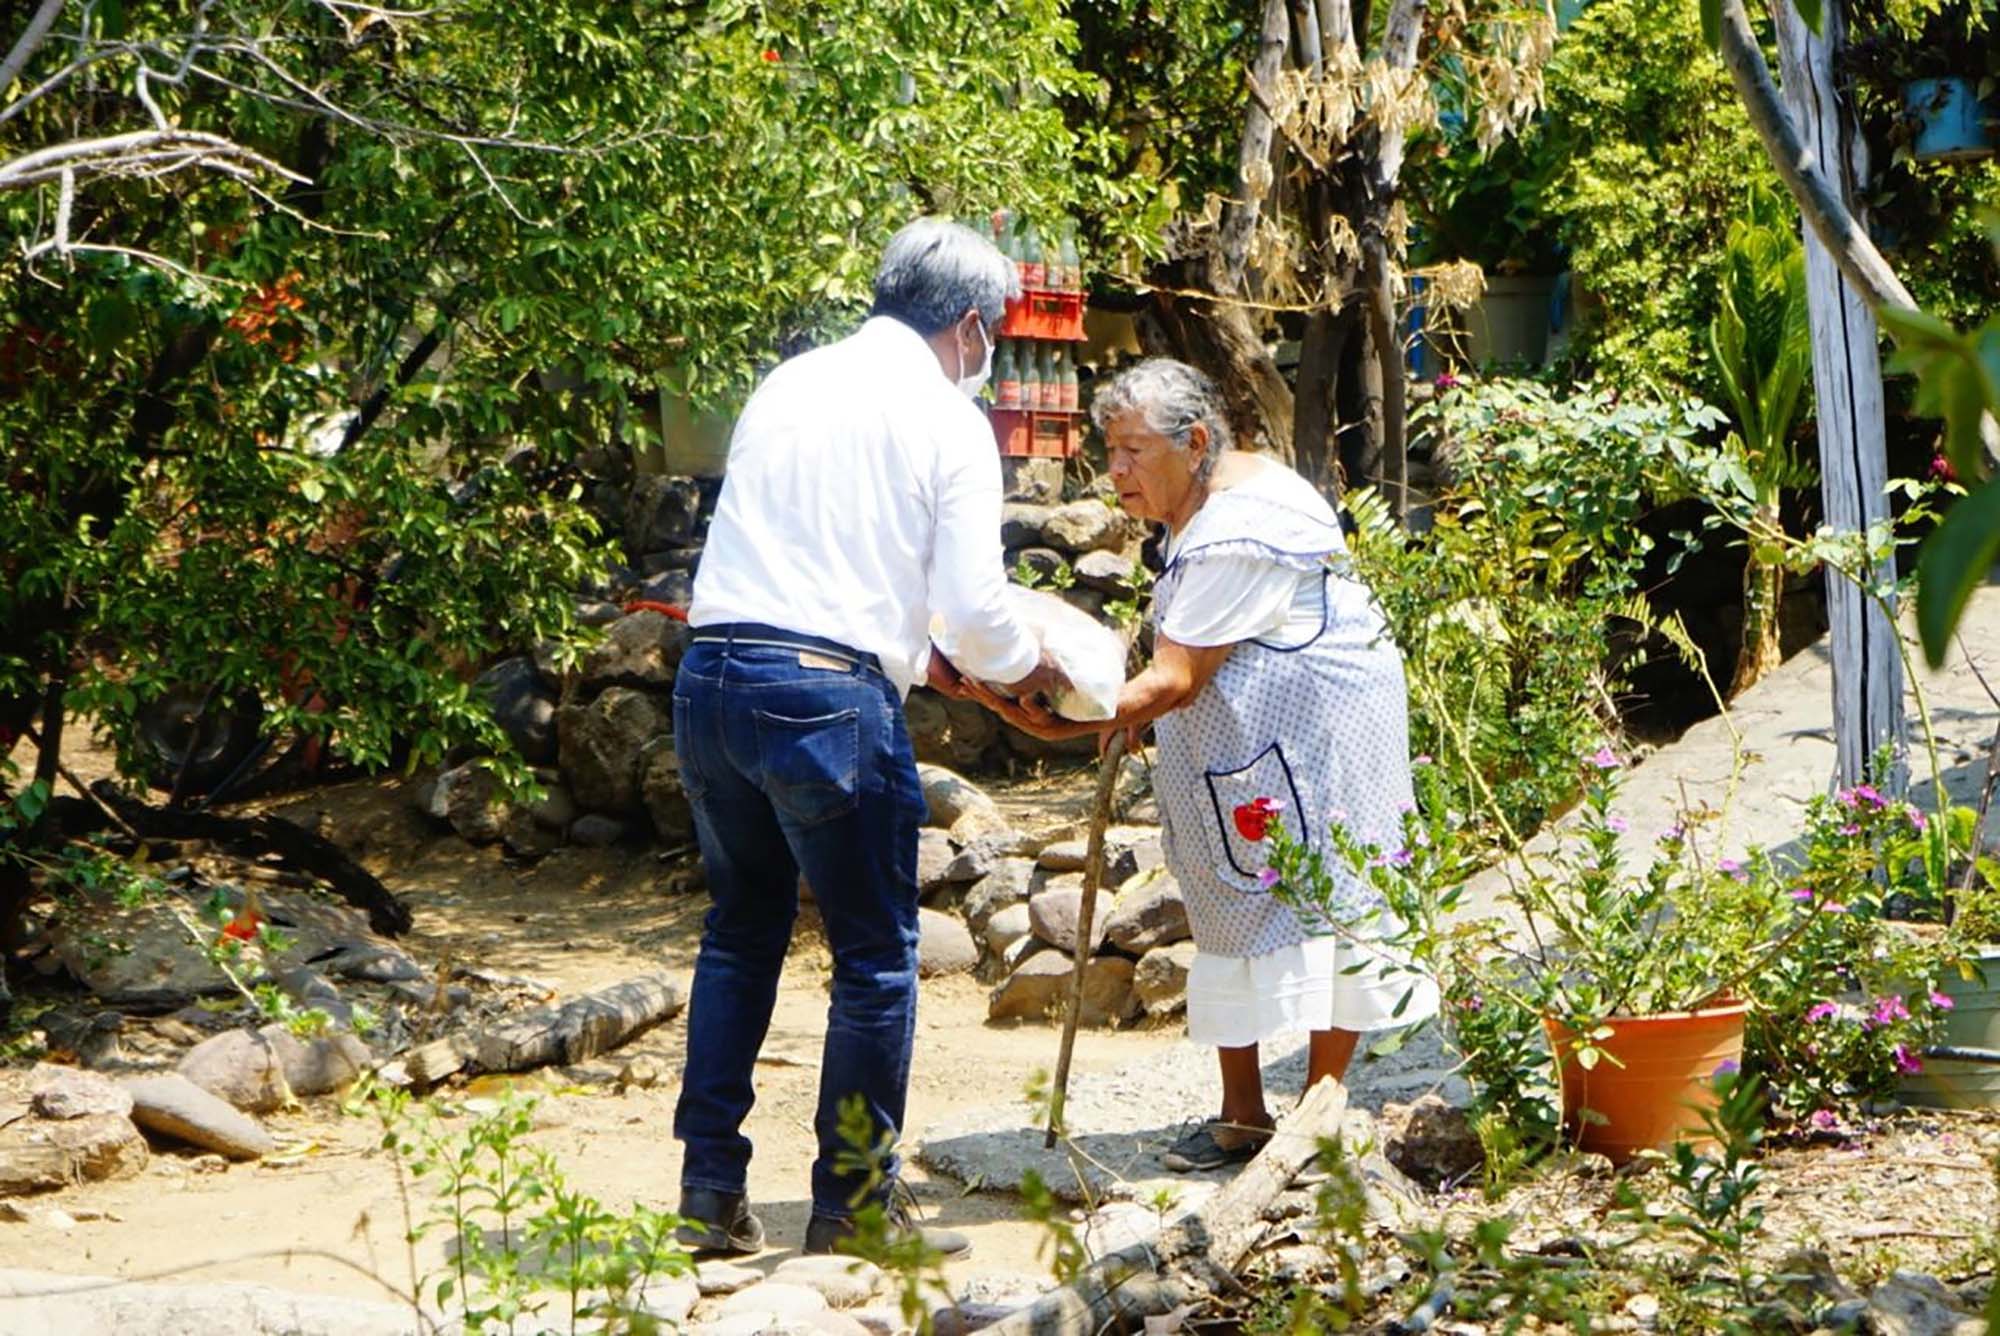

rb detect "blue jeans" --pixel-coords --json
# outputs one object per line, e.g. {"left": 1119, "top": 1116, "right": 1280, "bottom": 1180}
{"left": 671, "top": 636, "right": 924, "bottom": 1222}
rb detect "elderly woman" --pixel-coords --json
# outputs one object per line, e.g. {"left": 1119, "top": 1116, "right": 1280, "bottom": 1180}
{"left": 982, "top": 358, "right": 1438, "bottom": 1172}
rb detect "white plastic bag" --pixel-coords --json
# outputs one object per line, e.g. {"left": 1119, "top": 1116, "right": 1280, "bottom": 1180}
{"left": 935, "top": 585, "right": 1127, "bottom": 722}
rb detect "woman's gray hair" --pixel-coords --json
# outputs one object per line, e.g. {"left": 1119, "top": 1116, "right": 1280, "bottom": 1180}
{"left": 871, "top": 217, "right": 1018, "bottom": 336}
{"left": 1090, "top": 357, "right": 1232, "bottom": 481}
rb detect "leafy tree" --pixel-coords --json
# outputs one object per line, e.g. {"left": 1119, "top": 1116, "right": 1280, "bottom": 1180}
{"left": 0, "top": 1, "right": 1128, "bottom": 961}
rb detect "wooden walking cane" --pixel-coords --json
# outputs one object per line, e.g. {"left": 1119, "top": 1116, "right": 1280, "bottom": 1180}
{"left": 1045, "top": 728, "right": 1128, "bottom": 1149}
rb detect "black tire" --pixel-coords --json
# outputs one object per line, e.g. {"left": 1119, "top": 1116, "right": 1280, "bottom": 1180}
{"left": 135, "top": 687, "right": 266, "bottom": 797}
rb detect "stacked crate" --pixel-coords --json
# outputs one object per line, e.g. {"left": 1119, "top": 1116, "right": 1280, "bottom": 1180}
{"left": 988, "top": 212, "right": 1085, "bottom": 459}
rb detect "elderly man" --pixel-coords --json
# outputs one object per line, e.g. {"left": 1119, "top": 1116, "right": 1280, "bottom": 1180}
{"left": 672, "top": 218, "right": 1067, "bottom": 1259}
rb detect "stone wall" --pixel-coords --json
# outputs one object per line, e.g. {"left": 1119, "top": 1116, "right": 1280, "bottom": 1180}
{"left": 424, "top": 455, "right": 1151, "bottom": 857}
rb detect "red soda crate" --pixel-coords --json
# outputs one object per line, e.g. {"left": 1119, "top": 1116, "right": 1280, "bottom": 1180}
{"left": 1000, "top": 289, "right": 1086, "bottom": 342}
{"left": 990, "top": 408, "right": 1082, "bottom": 458}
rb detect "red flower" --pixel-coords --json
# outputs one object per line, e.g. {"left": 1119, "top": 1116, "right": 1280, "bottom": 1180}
{"left": 219, "top": 910, "right": 264, "bottom": 944}
{"left": 1233, "top": 796, "right": 1284, "bottom": 842}
{"left": 761, "top": 48, "right": 780, "bottom": 62}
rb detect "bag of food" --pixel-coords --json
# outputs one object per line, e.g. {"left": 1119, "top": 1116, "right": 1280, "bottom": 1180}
{"left": 935, "top": 586, "right": 1127, "bottom": 722}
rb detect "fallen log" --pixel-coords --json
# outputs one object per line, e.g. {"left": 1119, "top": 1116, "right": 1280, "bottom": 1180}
{"left": 86, "top": 781, "right": 411, "bottom": 936}
{"left": 986, "top": 1076, "right": 1351, "bottom": 1336}
{"left": 398, "top": 973, "right": 685, "bottom": 1089}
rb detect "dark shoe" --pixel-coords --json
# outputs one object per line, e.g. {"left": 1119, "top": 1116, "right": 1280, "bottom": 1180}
{"left": 674, "top": 1186, "right": 766, "bottom": 1256}
{"left": 805, "top": 1181, "right": 971, "bottom": 1259}
{"left": 1162, "top": 1118, "right": 1272, "bottom": 1173}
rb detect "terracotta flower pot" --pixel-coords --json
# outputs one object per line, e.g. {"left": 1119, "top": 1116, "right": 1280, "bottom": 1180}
{"left": 1543, "top": 999, "right": 1749, "bottom": 1164}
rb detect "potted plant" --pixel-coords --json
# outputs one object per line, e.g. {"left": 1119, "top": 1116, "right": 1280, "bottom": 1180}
{"left": 1845, "top": 29, "right": 1999, "bottom": 165}
{"left": 1261, "top": 749, "right": 1962, "bottom": 1162}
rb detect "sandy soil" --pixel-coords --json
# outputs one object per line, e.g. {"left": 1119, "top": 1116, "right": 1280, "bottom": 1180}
{"left": 0, "top": 748, "right": 1178, "bottom": 1304}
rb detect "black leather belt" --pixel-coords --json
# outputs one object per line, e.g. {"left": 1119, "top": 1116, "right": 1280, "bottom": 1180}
{"left": 690, "top": 622, "right": 883, "bottom": 674}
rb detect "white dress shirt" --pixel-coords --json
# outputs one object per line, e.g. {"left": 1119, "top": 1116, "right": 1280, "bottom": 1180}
{"left": 689, "top": 316, "right": 1040, "bottom": 698}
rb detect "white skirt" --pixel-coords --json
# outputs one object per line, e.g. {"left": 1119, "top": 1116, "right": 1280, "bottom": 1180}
{"left": 1185, "top": 932, "right": 1441, "bottom": 1050}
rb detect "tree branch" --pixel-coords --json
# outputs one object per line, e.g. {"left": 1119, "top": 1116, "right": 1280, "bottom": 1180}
{"left": 1214, "top": 0, "right": 1293, "bottom": 294}
{"left": 1714, "top": 0, "right": 1914, "bottom": 312}
{"left": 0, "top": 0, "right": 66, "bottom": 101}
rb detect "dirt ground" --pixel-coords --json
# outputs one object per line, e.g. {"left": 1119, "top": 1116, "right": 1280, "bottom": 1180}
{"left": 0, "top": 749, "right": 1185, "bottom": 1304}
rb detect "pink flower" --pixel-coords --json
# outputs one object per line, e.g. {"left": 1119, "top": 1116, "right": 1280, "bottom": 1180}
{"left": 1869, "top": 995, "right": 1911, "bottom": 1028}
{"left": 1388, "top": 847, "right": 1414, "bottom": 868}
{"left": 1805, "top": 1001, "right": 1839, "bottom": 1023}
{"left": 1839, "top": 823, "right": 1862, "bottom": 836}
{"left": 1413, "top": 754, "right": 1433, "bottom": 766}
{"left": 1712, "top": 1059, "right": 1740, "bottom": 1081}
{"left": 1718, "top": 858, "right": 1746, "bottom": 879}
{"left": 1435, "top": 372, "right": 1461, "bottom": 390}
{"left": 1659, "top": 824, "right": 1685, "bottom": 844}
{"left": 1822, "top": 901, "right": 1848, "bottom": 914}
{"left": 1893, "top": 1045, "right": 1923, "bottom": 1075}
{"left": 1851, "top": 784, "right": 1886, "bottom": 809}
{"left": 1790, "top": 887, "right": 1816, "bottom": 903}
{"left": 1257, "top": 866, "right": 1282, "bottom": 890}
{"left": 1907, "top": 809, "right": 1927, "bottom": 832}
{"left": 1586, "top": 746, "right": 1621, "bottom": 770}
{"left": 1929, "top": 990, "right": 1955, "bottom": 1011}
{"left": 1607, "top": 816, "right": 1629, "bottom": 834}
{"left": 1809, "top": 1109, "right": 1839, "bottom": 1132}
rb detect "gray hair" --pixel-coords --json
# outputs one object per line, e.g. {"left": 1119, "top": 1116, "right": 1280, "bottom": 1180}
{"left": 871, "top": 217, "right": 1018, "bottom": 336}
{"left": 1090, "top": 357, "right": 1232, "bottom": 480}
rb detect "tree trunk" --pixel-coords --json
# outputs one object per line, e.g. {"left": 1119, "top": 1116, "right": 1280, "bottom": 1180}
{"left": 1339, "top": 308, "right": 1383, "bottom": 491}
{"left": 1144, "top": 264, "right": 1296, "bottom": 462}
{"left": 1731, "top": 507, "right": 1787, "bottom": 697}
{"left": 1361, "top": 235, "right": 1408, "bottom": 517}
{"left": 1773, "top": 0, "right": 1907, "bottom": 790}
{"left": 1294, "top": 305, "right": 1349, "bottom": 496}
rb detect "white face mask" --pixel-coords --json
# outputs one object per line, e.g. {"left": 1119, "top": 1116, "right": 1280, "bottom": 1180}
{"left": 956, "top": 318, "right": 992, "bottom": 399}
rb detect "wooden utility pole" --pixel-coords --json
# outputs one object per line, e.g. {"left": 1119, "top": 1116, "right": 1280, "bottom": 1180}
{"left": 1774, "top": 0, "right": 1907, "bottom": 791}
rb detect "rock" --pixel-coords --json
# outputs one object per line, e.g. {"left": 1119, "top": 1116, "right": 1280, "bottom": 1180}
{"left": 852, "top": 1305, "right": 912, "bottom": 1336}
{"left": 1003, "top": 456, "right": 1065, "bottom": 505}
{"left": 583, "top": 610, "right": 690, "bottom": 691}
{"left": 474, "top": 656, "right": 559, "bottom": 765}
{"left": 918, "top": 909, "right": 979, "bottom": 979}
{"left": 638, "top": 569, "right": 697, "bottom": 609}
{"left": 1132, "top": 941, "right": 1198, "bottom": 1017}
{"left": 641, "top": 546, "right": 705, "bottom": 575}
{"left": 984, "top": 903, "right": 1033, "bottom": 959}
{"left": 1773, "top": 1249, "right": 1859, "bottom": 1311}
{"left": 988, "top": 954, "right": 1138, "bottom": 1025}
{"left": 1865, "top": 1272, "right": 1982, "bottom": 1336}
{"left": 527, "top": 780, "right": 578, "bottom": 833}
{"left": 124, "top": 1073, "right": 278, "bottom": 1160}
{"left": 905, "top": 694, "right": 1002, "bottom": 770}
{"left": 770, "top": 1255, "right": 883, "bottom": 1308}
{"left": 431, "top": 761, "right": 506, "bottom": 845}
{"left": 175, "top": 1029, "right": 292, "bottom": 1114}
{"left": 0, "top": 1113, "right": 148, "bottom": 1193}
{"left": 1002, "top": 935, "right": 1045, "bottom": 972}
{"left": 1042, "top": 500, "right": 1126, "bottom": 553}
{"left": 0, "top": 1266, "right": 432, "bottom": 1333}
{"left": 1027, "top": 880, "right": 1114, "bottom": 955}
{"left": 576, "top": 599, "right": 624, "bottom": 626}
{"left": 1055, "top": 586, "right": 1110, "bottom": 621}
{"left": 720, "top": 1282, "right": 831, "bottom": 1319}
{"left": 558, "top": 686, "right": 669, "bottom": 813}
{"left": 28, "top": 1067, "right": 132, "bottom": 1121}
{"left": 498, "top": 805, "right": 563, "bottom": 859}
{"left": 1072, "top": 550, "right": 1135, "bottom": 595}
{"left": 258, "top": 1026, "right": 370, "bottom": 1098}
{"left": 642, "top": 741, "right": 697, "bottom": 844}
{"left": 627, "top": 473, "right": 705, "bottom": 554}
{"left": 1103, "top": 869, "right": 1189, "bottom": 954}
{"left": 1009, "top": 547, "right": 1068, "bottom": 585}
{"left": 631, "top": 1279, "right": 702, "bottom": 1326}
{"left": 696, "top": 1261, "right": 764, "bottom": 1297}
{"left": 931, "top": 1302, "right": 1026, "bottom": 1336}
{"left": 1380, "top": 1095, "right": 1484, "bottom": 1190}
{"left": 1000, "top": 503, "right": 1056, "bottom": 549}
{"left": 962, "top": 860, "right": 1037, "bottom": 938}
{"left": 943, "top": 844, "right": 999, "bottom": 885}
{"left": 568, "top": 813, "right": 629, "bottom": 847}
{"left": 918, "top": 829, "right": 957, "bottom": 893}
{"left": 920, "top": 769, "right": 1011, "bottom": 842}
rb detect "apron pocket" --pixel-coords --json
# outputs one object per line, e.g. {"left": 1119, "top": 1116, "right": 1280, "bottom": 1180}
{"left": 1202, "top": 741, "right": 1305, "bottom": 893}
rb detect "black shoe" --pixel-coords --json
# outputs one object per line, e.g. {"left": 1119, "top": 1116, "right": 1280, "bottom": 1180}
{"left": 1161, "top": 1118, "right": 1272, "bottom": 1173}
{"left": 805, "top": 1181, "right": 971, "bottom": 1259}
{"left": 674, "top": 1186, "right": 766, "bottom": 1256}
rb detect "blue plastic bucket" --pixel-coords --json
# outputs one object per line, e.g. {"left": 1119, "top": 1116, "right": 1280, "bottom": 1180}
{"left": 1906, "top": 77, "right": 1996, "bottom": 163}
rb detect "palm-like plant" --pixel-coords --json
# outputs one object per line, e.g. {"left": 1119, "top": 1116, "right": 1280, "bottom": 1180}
{"left": 1708, "top": 198, "right": 1817, "bottom": 696}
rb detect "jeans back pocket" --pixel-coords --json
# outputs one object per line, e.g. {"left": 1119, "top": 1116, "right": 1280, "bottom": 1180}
{"left": 754, "top": 706, "right": 862, "bottom": 828}
{"left": 1201, "top": 741, "right": 1306, "bottom": 893}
